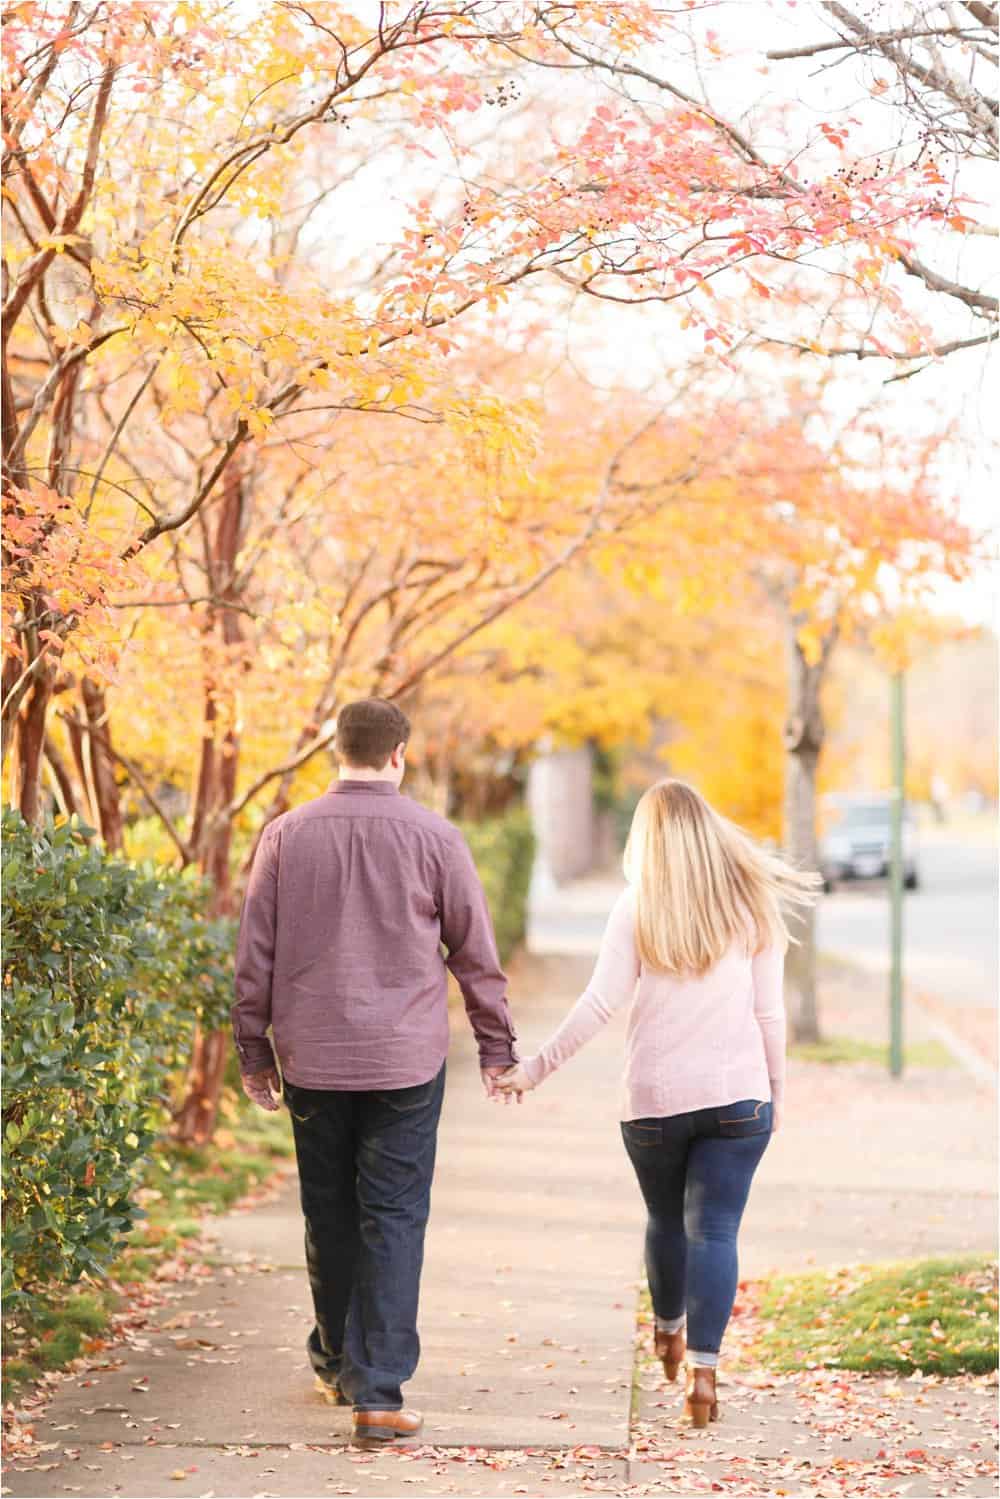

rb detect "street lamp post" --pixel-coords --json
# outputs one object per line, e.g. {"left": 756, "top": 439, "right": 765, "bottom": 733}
{"left": 889, "top": 669, "right": 905, "bottom": 1078}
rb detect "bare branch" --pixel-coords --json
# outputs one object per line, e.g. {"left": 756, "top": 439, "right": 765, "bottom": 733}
{"left": 756, "top": 329, "right": 997, "bottom": 362}
{"left": 58, "top": 710, "right": 193, "bottom": 864}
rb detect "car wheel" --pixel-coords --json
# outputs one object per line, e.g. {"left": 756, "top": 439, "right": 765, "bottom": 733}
{"left": 904, "top": 870, "right": 919, "bottom": 891}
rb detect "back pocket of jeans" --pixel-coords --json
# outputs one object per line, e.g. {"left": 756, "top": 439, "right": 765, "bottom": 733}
{"left": 622, "top": 1119, "right": 662, "bottom": 1148}
{"left": 717, "top": 1100, "right": 771, "bottom": 1136}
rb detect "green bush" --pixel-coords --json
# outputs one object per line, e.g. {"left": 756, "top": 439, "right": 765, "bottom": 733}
{"left": 2, "top": 809, "right": 233, "bottom": 1310}
{"left": 460, "top": 807, "right": 535, "bottom": 962}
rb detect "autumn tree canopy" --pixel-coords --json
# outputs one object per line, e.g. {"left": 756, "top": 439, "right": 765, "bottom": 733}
{"left": 3, "top": 0, "right": 990, "bottom": 1129}
{"left": 4, "top": 0, "right": 986, "bottom": 833}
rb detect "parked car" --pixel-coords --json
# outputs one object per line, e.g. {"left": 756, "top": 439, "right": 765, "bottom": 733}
{"left": 820, "top": 795, "right": 920, "bottom": 892}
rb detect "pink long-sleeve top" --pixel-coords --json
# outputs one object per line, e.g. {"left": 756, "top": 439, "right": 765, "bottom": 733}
{"left": 522, "top": 886, "right": 787, "bottom": 1121}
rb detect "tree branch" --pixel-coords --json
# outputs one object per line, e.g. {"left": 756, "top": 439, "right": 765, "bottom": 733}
{"left": 57, "top": 710, "right": 193, "bottom": 864}
{"left": 756, "top": 329, "right": 997, "bottom": 362}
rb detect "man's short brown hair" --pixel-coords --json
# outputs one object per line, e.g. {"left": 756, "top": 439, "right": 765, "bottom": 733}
{"left": 335, "top": 698, "right": 411, "bottom": 770}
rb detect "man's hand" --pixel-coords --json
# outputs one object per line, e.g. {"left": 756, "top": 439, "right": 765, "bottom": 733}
{"left": 242, "top": 1067, "right": 281, "bottom": 1112}
{"left": 482, "top": 1065, "right": 523, "bottom": 1105}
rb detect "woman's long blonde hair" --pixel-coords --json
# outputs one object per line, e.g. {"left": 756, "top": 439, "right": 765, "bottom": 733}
{"left": 623, "top": 779, "right": 821, "bottom": 975}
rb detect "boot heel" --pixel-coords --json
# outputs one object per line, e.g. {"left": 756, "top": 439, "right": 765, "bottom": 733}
{"left": 684, "top": 1366, "right": 719, "bottom": 1426}
{"left": 685, "top": 1398, "right": 712, "bottom": 1428}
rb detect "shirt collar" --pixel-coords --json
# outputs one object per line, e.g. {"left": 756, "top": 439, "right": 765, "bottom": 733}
{"left": 330, "top": 779, "right": 399, "bottom": 796}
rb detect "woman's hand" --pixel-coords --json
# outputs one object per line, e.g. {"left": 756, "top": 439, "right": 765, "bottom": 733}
{"left": 493, "top": 1061, "right": 537, "bottom": 1099}
{"left": 771, "top": 1099, "right": 783, "bottom": 1134}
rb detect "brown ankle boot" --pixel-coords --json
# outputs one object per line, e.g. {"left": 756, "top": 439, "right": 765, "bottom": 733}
{"left": 684, "top": 1366, "right": 718, "bottom": 1427}
{"left": 654, "top": 1326, "right": 686, "bottom": 1381}
{"left": 352, "top": 1408, "right": 423, "bottom": 1446}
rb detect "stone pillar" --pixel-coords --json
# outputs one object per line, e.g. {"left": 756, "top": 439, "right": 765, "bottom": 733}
{"left": 528, "top": 745, "right": 596, "bottom": 887}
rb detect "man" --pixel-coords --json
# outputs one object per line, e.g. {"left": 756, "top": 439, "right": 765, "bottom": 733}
{"left": 232, "top": 698, "right": 518, "bottom": 1445}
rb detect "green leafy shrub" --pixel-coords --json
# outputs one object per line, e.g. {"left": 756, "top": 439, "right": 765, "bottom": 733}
{"left": 460, "top": 807, "right": 535, "bottom": 962}
{"left": 2, "top": 810, "right": 233, "bottom": 1310}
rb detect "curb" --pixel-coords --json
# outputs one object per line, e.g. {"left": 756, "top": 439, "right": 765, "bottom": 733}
{"left": 822, "top": 945, "right": 996, "bottom": 1088}
{"left": 911, "top": 995, "right": 996, "bottom": 1088}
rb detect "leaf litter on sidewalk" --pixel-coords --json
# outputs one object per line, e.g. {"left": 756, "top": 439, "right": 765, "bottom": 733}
{"left": 5, "top": 1268, "right": 996, "bottom": 1496}
{"left": 625, "top": 1274, "right": 998, "bottom": 1496}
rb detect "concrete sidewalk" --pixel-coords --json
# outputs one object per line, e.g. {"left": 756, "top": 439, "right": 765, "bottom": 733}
{"left": 6, "top": 885, "right": 997, "bottom": 1497}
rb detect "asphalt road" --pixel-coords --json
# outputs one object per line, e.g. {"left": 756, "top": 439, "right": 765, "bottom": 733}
{"left": 818, "top": 830, "right": 998, "bottom": 1011}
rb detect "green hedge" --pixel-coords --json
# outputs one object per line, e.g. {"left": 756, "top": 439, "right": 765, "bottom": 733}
{"left": 460, "top": 807, "right": 535, "bottom": 963}
{"left": 1, "top": 810, "right": 233, "bottom": 1310}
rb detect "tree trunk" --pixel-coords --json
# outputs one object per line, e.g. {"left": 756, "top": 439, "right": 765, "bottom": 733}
{"left": 44, "top": 734, "right": 79, "bottom": 817}
{"left": 80, "top": 677, "right": 123, "bottom": 851}
{"left": 172, "top": 464, "right": 247, "bottom": 1146}
{"left": 1, "top": 649, "right": 25, "bottom": 765}
{"left": 172, "top": 682, "right": 228, "bottom": 1145}
{"left": 65, "top": 701, "right": 96, "bottom": 822}
{"left": 4, "top": 335, "right": 82, "bottom": 805}
{"left": 781, "top": 614, "right": 837, "bottom": 1044}
{"left": 170, "top": 1027, "right": 231, "bottom": 1147}
{"left": 14, "top": 665, "right": 54, "bottom": 824}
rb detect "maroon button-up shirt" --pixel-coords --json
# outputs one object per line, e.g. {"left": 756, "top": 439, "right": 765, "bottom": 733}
{"left": 232, "top": 780, "right": 518, "bottom": 1089}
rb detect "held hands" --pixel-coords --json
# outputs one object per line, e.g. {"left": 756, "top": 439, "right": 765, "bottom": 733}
{"left": 491, "top": 1062, "right": 537, "bottom": 1100}
{"left": 243, "top": 1063, "right": 536, "bottom": 1111}
{"left": 481, "top": 1064, "right": 535, "bottom": 1105}
{"left": 242, "top": 1066, "right": 281, "bottom": 1112}
{"left": 481, "top": 1066, "right": 521, "bottom": 1105}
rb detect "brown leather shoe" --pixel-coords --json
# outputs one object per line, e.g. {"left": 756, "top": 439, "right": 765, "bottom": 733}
{"left": 684, "top": 1366, "right": 719, "bottom": 1427}
{"left": 352, "top": 1408, "right": 423, "bottom": 1445}
{"left": 654, "top": 1326, "right": 686, "bottom": 1381}
{"left": 314, "top": 1374, "right": 349, "bottom": 1407}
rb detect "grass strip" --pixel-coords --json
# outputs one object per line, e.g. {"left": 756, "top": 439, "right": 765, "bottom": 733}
{"left": 753, "top": 1256, "right": 998, "bottom": 1376}
{"left": 789, "top": 1034, "right": 955, "bottom": 1068}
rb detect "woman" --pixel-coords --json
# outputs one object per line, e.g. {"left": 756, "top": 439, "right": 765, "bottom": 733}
{"left": 497, "top": 779, "right": 820, "bottom": 1426}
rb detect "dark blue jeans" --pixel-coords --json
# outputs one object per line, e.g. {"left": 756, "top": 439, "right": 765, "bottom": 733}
{"left": 621, "top": 1099, "right": 772, "bottom": 1360}
{"left": 285, "top": 1064, "right": 446, "bottom": 1410}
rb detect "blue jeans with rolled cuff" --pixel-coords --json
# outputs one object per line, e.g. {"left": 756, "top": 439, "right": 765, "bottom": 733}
{"left": 621, "top": 1098, "right": 772, "bottom": 1366}
{"left": 286, "top": 1064, "right": 446, "bottom": 1410}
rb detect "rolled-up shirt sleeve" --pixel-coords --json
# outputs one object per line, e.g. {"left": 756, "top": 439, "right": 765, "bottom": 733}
{"left": 439, "top": 834, "right": 518, "bottom": 1069}
{"left": 752, "top": 939, "right": 787, "bottom": 1108}
{"left": 232, "top": 822, "right": 281, "bottom": 1076}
